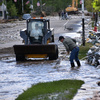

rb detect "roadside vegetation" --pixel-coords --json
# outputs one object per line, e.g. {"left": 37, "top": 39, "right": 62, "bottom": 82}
{"left": 1, "top": 0, "right": 100, "bottom": 19}
{"left": 79, "top": 43, "right": 93, "bottom": 59}
{"left": 0, "top": 0, "right": 85, "bottom": 18}
{"left": 15, "top": 80, "right": 84, "bottom": 100}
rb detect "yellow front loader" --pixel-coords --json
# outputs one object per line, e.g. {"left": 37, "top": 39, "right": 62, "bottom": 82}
{"left": 13, "top": 18, "right": 58, "bottom": 61}
{"left": 65, "top": 0, "right": 78, "bottom": 14}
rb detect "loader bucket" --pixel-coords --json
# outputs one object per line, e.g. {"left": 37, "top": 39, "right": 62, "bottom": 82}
{"left": 13, "top": 44, "right": 58, "bottom": 61}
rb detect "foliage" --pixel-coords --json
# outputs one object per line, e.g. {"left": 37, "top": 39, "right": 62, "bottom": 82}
{"left": 5, "top": 0, "right": 86, "bottom": 17}
{"left": 34, "top": 0, "right": 72, "bottom": 12}
{"left": 92, "top": 0, "right": 100, "bottom": 11}
{"left": 83, "top": 0, "right": 100, "bottom": 12}
{"left": 15, "top": 80, "right": 84, "bottom": 100}
{"left": 34, "top": 0, "right": 82, "bottom": 15}
{"left": 24, "top": 3, "right": 31, "bottom": 13}
{"left": 14, "top": 0, "right": 31, "bottom": 15}
{"left": 43, "top": 6, "right": 54, "bottom": 15}
{"left": 7, "top": 0, "right": 18, "bottom": 18}
{"left": 85, "top": 0, "right": 94, "bottom": 12}
{"left": 0, "top": 2, "right": 2, "bottom": 6}
{"left": 33, "top": 0, "right": 72, "bottom": 15}
{"left": 79, "top": 43, "right": 93, "bottom": 59}
{"left": 0, "top": 0, "right": 3, "bottom": 6}
{"left": 6, "top": 0, "right": 31, "bottom": 16}
{"left": 9, "top": 4, "right": 17, "bottom": 17}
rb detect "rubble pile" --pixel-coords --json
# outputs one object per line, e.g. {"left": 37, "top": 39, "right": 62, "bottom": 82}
{"left": 87, "top": 30, "right": 100, "bottom": 44}
{"left": 86, "top": 30, "right": 100, "bottom": 67}
{"left": 86, "top": 44, "right": 100, "bottom": 67}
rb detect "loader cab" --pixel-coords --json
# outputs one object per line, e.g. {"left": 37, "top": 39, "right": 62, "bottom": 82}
{"left": 27, "top": 19, "right": 51, "bottom": 44}
{"left": 27, "top": 19, "right": 44, "bottom": 44}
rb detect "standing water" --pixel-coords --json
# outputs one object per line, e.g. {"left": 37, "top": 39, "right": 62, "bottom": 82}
{"left": 0, "top": 16, "right": 100, "bottom": 100}
{"left": 0, "top": 44, "right": 100, "bottom": 100}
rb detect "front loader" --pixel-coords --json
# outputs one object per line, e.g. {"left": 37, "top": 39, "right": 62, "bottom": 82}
{"left": 13, "top": 18, "right": 58, "bottom": 61}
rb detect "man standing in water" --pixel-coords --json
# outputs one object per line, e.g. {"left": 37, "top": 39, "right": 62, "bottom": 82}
{"left": 59, "top": 36, "right": 81, "bottom": 68}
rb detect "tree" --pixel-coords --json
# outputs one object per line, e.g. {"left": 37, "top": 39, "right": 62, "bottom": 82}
{"left": 92, "top": 0, "right": 100, "bottom": 31}
{"left": 92, "top": 0, "right": 100, "bottom": 11}
{"left": 6, "top": 0, "right": 81, "bottom": 17}
{"left": 7, "top": 0, "right": 18, "bottom": 18}
{"left": 85, "top": 0, "right": 94, "bottom": 12}
{"left": 14, "top": 0, "right": 31, "bottom": 15}
{"left": 9, "top": 4, "right": 17, "bottom": 17}
{"left": 33, "top": 0, "right": 72, "bottom": 15}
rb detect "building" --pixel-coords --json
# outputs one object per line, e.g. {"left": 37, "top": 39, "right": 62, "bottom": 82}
{"left": 0, "top": 3, "right": 7, "bottom": 20}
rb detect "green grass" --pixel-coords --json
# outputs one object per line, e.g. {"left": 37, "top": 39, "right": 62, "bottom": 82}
{"left": 79, "top": 43, "right": 93, "bottom": 59}
{"left": 16, "top": 80, "right": 84, "bottom": 100}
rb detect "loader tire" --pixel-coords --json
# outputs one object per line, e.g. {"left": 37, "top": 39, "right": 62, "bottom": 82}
{"left": 16, "top": 54, "right": 25, "bottom": 61}
{"left": 49, "top": 45, "right": 58, "bottom": 60}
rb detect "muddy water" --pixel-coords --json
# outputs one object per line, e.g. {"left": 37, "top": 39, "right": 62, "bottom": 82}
{"left": 0, "top": 16, "right": 100, "bottom": 100}
{"left": 0, "top": 49, "right": 100, "bottom": 100}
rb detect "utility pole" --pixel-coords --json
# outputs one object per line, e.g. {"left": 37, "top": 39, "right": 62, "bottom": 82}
{"left": 82, "top": 0, "right": 85, "bottom": 46}
{"left": 22, "top": 0, "right": 24, "bottom": 13}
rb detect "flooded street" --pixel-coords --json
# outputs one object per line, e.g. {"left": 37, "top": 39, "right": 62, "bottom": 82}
{"left": 0, "top": 55, "right": 100, "bottom": 100}
{"left": 0, "top": 16, "right": 100, "bottom": 100}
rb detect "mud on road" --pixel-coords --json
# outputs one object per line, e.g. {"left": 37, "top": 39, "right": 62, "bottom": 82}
{"left": 1, "top": 16, "right": 100, "bottom": 100}
{"left": 0, "top": 47, "right": 14, "bottom": 60}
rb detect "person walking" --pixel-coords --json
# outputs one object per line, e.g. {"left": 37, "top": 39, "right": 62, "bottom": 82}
{"left": 65, "top": 12, "right": 68, "bottom": 20}
{"left": 58, "top": 11, "right": 61, "bottom": 20}
{"left": 61, "top": 10, "right": 64, "bottom": 20}
{"left": 59, "top": 36, "right": 81, "bottom": 67}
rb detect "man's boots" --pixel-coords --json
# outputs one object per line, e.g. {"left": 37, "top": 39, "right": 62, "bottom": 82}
{"left": 71, "top": 63, "right": 75, "bottom": 67}
{"left": 76, "top": 60, "right": 81, "bottom": 67}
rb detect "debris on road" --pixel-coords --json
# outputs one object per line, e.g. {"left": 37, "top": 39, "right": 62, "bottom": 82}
{"left": 86, "top": 30, "right": 100, "bottom": 67}
{"left": 86, "top": 44, "right": 100, "bottom": 67}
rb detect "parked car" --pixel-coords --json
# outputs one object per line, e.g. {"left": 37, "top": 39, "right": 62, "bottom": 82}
{"left": 22, "top": 14, "right": 31, "bottom": 20}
